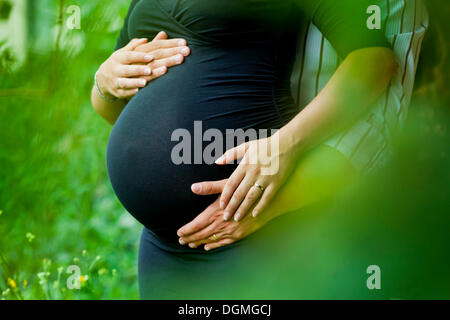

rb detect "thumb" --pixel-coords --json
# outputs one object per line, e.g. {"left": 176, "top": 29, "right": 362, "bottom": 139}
{"left": 177, "top": 197, "right": 219, "bottom": 236}
{"left": 153, "top": 31, "right": 168, "bottom": 40}
{"left": 215, "top": 142, "right": 248, "bottom": 165}
{"left": 124, "top": 38, "right": 148, "bottom": 51}
{"left": 191, "top": 179, "right": 228, "bottom": 195}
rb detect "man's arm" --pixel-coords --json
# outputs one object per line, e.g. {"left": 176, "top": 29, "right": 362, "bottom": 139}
{"left": 319, "top": 0, "right": 429, "bottom": 172}
{"left": 261, "top": 144, "right": 357, "bottom": 219}
{"left": 279, "top": 47, "right": 397, "bottom": 156}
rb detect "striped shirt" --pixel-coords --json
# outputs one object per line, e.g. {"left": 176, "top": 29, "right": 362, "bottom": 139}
{"left": 290, "top": 0, "right": 429, "bottom": 172}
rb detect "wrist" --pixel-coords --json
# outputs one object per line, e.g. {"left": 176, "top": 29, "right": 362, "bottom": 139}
{"left": 277, "top": 126, "right": 305, "bottom": 158}
{"left": 94, "top": 68, "right": 118, "bottom": 102}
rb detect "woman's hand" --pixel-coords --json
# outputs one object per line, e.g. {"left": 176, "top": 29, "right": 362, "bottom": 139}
{"left": 209, "top": 129, "right": 301, "bottom": 222}
{"left": 177, "top": 193, "right": 278, "bottom": 251}
{"left": 96, "top": 31, "right": 190, "bottom": 100}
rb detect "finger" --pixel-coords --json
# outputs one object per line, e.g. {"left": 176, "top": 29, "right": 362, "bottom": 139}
{"left": 148, "top": 66, "right": 168, "bottom": 80}
{"left": 186, "top": 237, "right": 215, "bottom": 248}
{"left": 251, "top": 185, "right": 277, "bottom": 218}
{"left": 135, "top": 38, "right": 187, "bottom": 53}
{"left": 234, "top": 181, "right": 265, "bottom": 221}
{"left": 138, "top": 46, "right": 190, "bottom": 60}
{"left": 116, "top": 78, "right": 147, "bottom": 90}
{"left": 219, "top": 166, "right": 246, "bottom": 212}
{"left": 176, "top": 200, "right": 218, "bottom": 237}
{"left": 115, "top": 88, "right": 139, "bottom": 99}
{"left": 177, "top": 214, "right": 213, "bottom": 238}
{"left": 153, "top": 31, "right": 168, "bottom": 41}
{"left": 117, "top": 65, "right": 152, "bottom": 77}
{"left": 123, "top": 38, "right": 148, "bottom": 51}
{"left": 204, "top": 238, "right": 234, "bottom": 251}
{"left": 149, "top": 54, "right": 185, "bottom": 69}
{"left": 191, "top": 179, "right": 227, "bottom": 195}
{"left": 139, "top": 66, "right": 168, "bottom": 82}
{"left": 187, "top": 232, "right": 227, "bottom": 248}
{"left": 215, "top": 142, "right": 249, "bottom": 165}
{"left": 223, "top": 174, "right": 256, "bottom": 221}
{"left": 180, "top": 220, "right": 222, "bottom": 244}
{"left": 118, "top": 51, "right": 154, "bottom": 64}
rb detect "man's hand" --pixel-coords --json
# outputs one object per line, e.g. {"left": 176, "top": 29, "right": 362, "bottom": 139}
{"left": 134, "top": 31, "right": 190, "bottom": 83}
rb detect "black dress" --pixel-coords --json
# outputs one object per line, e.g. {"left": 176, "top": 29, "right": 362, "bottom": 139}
{"left": 105, "top": 0, "right": 389, "bottom": 299}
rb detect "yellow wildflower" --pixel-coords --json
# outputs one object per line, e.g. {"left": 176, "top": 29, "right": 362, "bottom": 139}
{"left": 80, "top": 275, "right": 88, "bottom": 284}
{"left": 7, "top": 278, "right": 16, "bottom": 288}
{"left": 23, "top": 280, "right": 28, "bottom": 288}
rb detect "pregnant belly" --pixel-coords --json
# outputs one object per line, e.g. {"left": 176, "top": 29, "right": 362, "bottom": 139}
{"left": 106, "top": 50, "right": 287, "bottom": 242}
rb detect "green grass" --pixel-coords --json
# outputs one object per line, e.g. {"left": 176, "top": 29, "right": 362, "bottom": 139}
{"left": 0, "top": 0, "right": 141, "bottom": 299}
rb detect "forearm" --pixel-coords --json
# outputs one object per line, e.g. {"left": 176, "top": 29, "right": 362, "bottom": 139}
{"left": 91, "top": 86, "right": 127, "bottom": 125}
{"left": 261, "top": 48, "right": 396, "bottom": 220}
{"left": 262, "top": 144, "right": 357, "bottom": 220}
{"left": 280, "top": 47, "right": 397, "bottom": 154}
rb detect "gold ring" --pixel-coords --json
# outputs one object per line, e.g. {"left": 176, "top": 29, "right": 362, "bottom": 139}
{"left": 253, "top": 183, "right": 265, "bottom": 192}
{"left": 212, "top": 234, "right": 218, "bottom": 241}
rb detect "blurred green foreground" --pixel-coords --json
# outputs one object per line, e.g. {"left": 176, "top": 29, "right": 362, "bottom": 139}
{"left": 0, "top": 0, "right": 449, "bottom": 299}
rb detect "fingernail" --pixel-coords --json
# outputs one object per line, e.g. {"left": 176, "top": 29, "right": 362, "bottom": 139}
{"left": 179, "top": 238, "right": 185, "bottom": 245}
{"left": 215, "top": 156, "right": 223, "bottom": 164}
{"left": 139, "top": 79, "right": 146, "bottom": 86}
{"left": 189, "top": 243, "right": 196, "bottom": 248}
{"left": 158, "top": 66, "right": 167, "bottom": 73}
{"left": 144, "top": 54, "right": 153, "bottom": 61}
{"left": 204, "top": 246, "right": 210, "bottom": 251}
{"left": 178, "top": 39, "right": 187, "bottom": 46}
{"left": 175, "top": 54, "right": 183, "bottom": 63}
{"left": 144, "top": 67, "right": 151, "bottom": 75}
{"left": 224, "top": 211, "right": 232, "bottom": 220}
{"left": 191, "top": 183, "right": 202, "bottom": 193}
{"left": 252, "top": 210, "right": 258, "bottom": 218}
{"left": 234, "top": 214, "right": 240, "bottom": 222}
{"left": 181, "top": 47, "right": 189, "bottom": 55}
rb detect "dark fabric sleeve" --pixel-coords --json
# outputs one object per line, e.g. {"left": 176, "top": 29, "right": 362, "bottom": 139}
{"left": 114, "top": 0, "right": 140, "bottom": 51}
{"left": 296, "top": 0, "right": 391, "bottom": 58}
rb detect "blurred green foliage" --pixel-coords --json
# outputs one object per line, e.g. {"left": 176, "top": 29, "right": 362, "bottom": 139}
{"left": 0, "top": 0, "right": 140, "bottom": 299}
{"left": 0, "top": 1, "right": 12, "bottom": 21}
{"left": 0, "top": 0, "right": 448, "bottom": 300}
